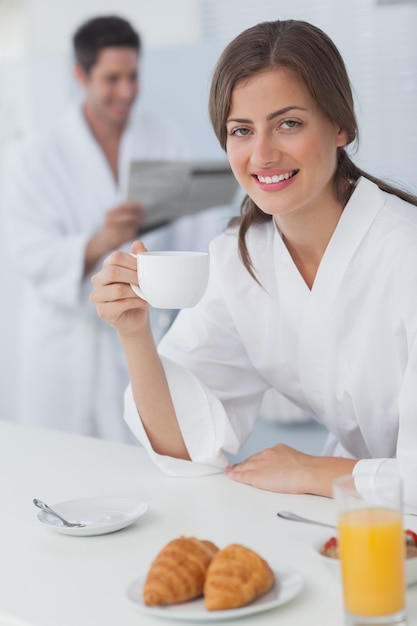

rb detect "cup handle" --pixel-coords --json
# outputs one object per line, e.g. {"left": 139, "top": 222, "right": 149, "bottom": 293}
{"left": 130, "top": 282, "right": 147, "bottom": 300}
{"left": 129, "top": 253, "right": 147, "bottom": 301}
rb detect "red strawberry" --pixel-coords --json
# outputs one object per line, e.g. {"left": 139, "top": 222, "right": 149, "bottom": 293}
{"left": 323, "top": 536, "right": 338, "bottom": 550}
{"left": 405, "top": 529, "right": 417, "bottom": 545}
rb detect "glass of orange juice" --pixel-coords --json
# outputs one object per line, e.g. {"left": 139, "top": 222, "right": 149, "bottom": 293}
{"left": 333, "top": 473, "right": 406, "bottom": 626}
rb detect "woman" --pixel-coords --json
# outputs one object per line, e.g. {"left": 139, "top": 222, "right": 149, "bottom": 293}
{"left": 91, "top": 20, "right": 417, "bottom": 507}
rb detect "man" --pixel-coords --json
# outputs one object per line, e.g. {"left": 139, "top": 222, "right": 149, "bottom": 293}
{"left": 4, "top": 16, "right": 190, "bottom": 442}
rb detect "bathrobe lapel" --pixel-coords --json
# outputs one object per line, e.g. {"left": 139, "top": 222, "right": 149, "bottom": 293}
{"left": 297, "top": 178, "right": 385, "bottom": 417}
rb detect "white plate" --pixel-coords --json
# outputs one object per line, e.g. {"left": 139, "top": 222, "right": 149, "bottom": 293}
{"left": 36, "top": 497, "right": 148, "bottom": 536}
{"left": 126, "top": 566, "right": 303, "bottom": 622}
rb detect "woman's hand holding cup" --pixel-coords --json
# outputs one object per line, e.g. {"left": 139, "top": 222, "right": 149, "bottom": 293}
{"left": 90, "top": 241, "right": 150, "bottom": 337}
{"left": 91, "top": 241, "right": 210, "bottom": 336}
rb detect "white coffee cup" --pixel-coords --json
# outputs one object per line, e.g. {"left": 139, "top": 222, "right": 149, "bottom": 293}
{"left": 130, "top": 251, "right": 209, "bottom": 309}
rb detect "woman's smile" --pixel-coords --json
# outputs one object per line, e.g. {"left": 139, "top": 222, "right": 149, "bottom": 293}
{"left": 253, "top": 168, "right": 300, "bottom": 191}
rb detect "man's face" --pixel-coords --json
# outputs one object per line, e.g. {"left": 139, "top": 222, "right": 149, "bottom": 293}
{"left": 77, "top": 47, "right": 139, "bottom": 128}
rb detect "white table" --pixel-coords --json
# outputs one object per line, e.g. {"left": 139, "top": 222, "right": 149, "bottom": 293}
{"left": 1, "top": 419, "right": 416, "bottom": 626}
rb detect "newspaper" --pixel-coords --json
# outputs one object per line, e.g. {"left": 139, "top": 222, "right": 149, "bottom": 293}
{"left": 127, "top": 160, "right": 239, "bottom": 233}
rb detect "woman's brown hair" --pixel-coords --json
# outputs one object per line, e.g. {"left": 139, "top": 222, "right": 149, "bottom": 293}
{"left": 209, "top": 20, "right": 417, "bottom": 281}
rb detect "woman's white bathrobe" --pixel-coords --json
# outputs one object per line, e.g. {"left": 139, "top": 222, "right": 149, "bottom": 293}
{"left": 4, "top": 97, "right": 194, "bottom": 442}
{"left": 125, "top": 177, "right": 417, "bottom": 508}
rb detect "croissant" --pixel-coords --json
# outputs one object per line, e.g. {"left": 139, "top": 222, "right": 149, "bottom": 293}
{"left": 204, "top": 543, "right": 275, "bottom": 611}
{"left": 143, "top": 536, "right": 219, "bottom": 606}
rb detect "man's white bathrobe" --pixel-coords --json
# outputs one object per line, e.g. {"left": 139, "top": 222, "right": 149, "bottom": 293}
{"left": 124, "top": 177, "right": 417, "bottom": 508}
{"left": 4, "top": 97, "right": 199, "bottom": 442}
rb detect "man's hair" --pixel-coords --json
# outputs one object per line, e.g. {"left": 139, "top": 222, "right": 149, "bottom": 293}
{"left": 73, "top": 15, "right": 141, "bottom": 73}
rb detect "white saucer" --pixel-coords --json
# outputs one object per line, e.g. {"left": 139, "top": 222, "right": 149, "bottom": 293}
{"left": 36, "top": 496, "right": 148, "bottom": 536}
{"left": 126, "top": 566, "right": 304, "bottom": 621}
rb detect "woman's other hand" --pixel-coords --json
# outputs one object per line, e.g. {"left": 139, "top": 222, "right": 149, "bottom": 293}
{"left": 226, "top": 444, "right": 356, "bottom": 497}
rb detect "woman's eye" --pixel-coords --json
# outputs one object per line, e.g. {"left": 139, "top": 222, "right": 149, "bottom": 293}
{"left": 231, "top": 127, "right": 251, "bottom": 137}
{"left": 281, "top": 119, "right": 300, "bottom": 130}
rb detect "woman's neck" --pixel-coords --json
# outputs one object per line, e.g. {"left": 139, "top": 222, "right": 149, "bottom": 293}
{"left": 275, "top": 199, "right": 344, "bottom": 289}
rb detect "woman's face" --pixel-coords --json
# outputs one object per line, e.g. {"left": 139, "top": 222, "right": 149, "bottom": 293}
{"left": 225, "top": 68, "right": 348, "bottom": 222}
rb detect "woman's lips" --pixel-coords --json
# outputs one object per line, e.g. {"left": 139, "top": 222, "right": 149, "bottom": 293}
{"left": 253, "top": 169, "right": 299, "bottom": 190}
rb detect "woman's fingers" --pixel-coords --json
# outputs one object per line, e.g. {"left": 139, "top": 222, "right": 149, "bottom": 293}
{"left": 131, "top": 240, "right": 148, "bottom": 254}
{"left": 92, "top": 251, "right": 136, "bottom": 288}
{"left": 226, "top": 444, "right": 312, "bottom": 493}
{"left": 90, "top": 279, "right": 136, "bottom": 304}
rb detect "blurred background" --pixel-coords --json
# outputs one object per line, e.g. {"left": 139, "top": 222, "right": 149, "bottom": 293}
{"left": 1, "top": 0, "right": 416, "bottom": 423}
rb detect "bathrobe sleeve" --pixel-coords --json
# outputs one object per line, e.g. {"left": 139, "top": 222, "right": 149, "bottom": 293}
{"left": 124, "top": 233, "right": 271, "bottom": 475}
{"left": 353, "top": 329, "right": 417, "bottom": 512}
{"left": 4, "top": 140, "right": 91, "bottom": 311}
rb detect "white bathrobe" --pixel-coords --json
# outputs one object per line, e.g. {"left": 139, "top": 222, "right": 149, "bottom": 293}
{"left": 4, "top": 97, "right": 213, "bottom": 442}
{"left": 124, "top": 177, "right": 417, "bottom": 508}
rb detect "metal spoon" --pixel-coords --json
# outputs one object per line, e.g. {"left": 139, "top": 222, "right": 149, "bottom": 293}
{"left": 277, "top": 510, "right": 336, "bottom": 529}
{"left": 33, "top": 498, "right": 86, "bottom": 528}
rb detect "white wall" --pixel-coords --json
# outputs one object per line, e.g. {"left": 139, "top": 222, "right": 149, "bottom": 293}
{"left": 1, "top": 0, "right": 417, "bottom": 422}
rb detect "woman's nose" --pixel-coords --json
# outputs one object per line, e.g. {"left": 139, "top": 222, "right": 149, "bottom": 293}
{"left": 251, "top": 133, "right": 282, "bottom": 166}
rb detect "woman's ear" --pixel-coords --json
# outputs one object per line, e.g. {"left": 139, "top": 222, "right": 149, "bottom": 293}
{"left": 336, "top": 127, "right": 350, "bottom": 148}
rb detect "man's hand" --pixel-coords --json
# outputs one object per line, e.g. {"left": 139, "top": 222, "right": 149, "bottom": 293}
{"left": 85, "top": 201, "right": 144, "bottom": 275}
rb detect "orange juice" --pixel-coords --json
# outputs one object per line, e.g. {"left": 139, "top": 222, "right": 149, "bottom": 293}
{"left": 338, "top": 508, "right": 405, "bottom": 617}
